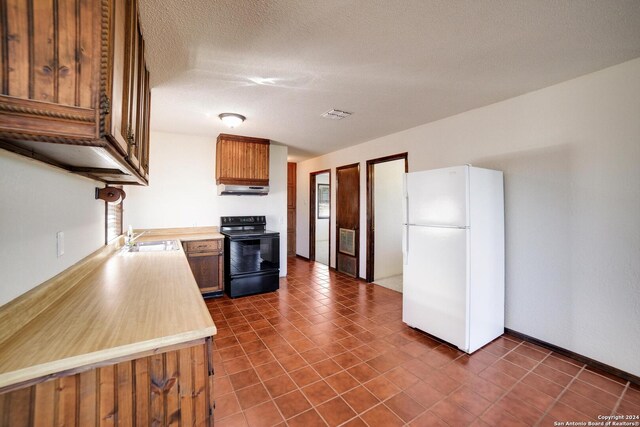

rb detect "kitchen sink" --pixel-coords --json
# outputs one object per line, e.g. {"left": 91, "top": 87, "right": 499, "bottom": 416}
{"left": 127, "top": 240, "right": 180, "bottom": 252}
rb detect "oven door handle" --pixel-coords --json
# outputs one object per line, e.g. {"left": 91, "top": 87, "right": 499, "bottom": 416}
{"left": 227, "top": 235, "right": 279, "bottom": 241}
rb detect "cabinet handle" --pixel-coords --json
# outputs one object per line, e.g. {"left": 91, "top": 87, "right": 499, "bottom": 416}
{"left": 101, "top": 96, "right": 111, "bottom": 115}
{"left": 127, "top": 126, "right": 135, "bottom": 147}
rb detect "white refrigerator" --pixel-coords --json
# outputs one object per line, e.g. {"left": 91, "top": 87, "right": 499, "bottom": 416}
{"left": 402, "top": 165, "right": 505, "bottom": 353}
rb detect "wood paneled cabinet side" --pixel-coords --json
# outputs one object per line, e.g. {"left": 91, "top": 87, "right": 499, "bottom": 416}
{"left": 0, "top": 0, "right": 152, "bottom": 186}
{"left": 287, "top": 162, "right": 296, "bottom": 256}
{"left": 183, "top": 239, "right": 224, "bottom": 297}
{"left": 0, "top": 338, "right": 215, "bottom": 426}
{"left": 216, "top": 134, "right": 270, "bottom": 186}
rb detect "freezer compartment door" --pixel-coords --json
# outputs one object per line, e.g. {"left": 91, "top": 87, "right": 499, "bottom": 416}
{"left": 405, "top": 166, "right": 469, "bottom": 227}
{"left": 403, "top": 225, "right": 468, "bottom": 351}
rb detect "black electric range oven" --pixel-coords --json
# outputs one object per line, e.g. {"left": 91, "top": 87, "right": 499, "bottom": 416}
{"left": 220, "top": 216, "right": 280, "bottom": 298}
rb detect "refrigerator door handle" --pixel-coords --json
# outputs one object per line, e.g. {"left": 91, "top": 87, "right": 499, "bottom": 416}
{"left": 403, "top": 189, "right": 409, "bottom": 265}
{"left": 407, "top": 224, "right": 469, "bottom": 229}
{"left": 403, "top": 174, "right": 409, "bottom": 225}
{"left": 403, "top": 224, "right": 409, "bottom": 265}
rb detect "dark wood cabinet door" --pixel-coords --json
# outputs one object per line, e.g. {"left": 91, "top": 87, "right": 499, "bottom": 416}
{"left": 216, "top": 134, "right": 270, "bottom": 186}
{"left": 0, "top": 0, "right": 100, "bottom": 141}
{"left": 287, "top": 162, "right": 296, "bottom": 256}
{"left": 336, "top": 163, "right": 360, "bottom": 277}
{"left": 0, "top": 0, "right": 99, "bottom": 108}
{"left": 123, "top": 1, "right": 141, "bottom": 170}
{"left": 0, "top": 0, "right": 152, "bottom": 185}
{"left": 105, "top": 0, "right": 150, "bottom": 180}
{"left": 185, "top": 252, "right": 222, "bottom": 294}
{"left": 106, "top": 0, "right": 130, "bottom": 155}
{"left": 139, "top": 68, "right": 151, "bottom": 178}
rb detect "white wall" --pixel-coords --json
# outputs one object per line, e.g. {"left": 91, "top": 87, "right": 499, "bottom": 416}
{"left": 373, "top": 160, "right": 404, "bottom": 280}
{"left": 0, "top": 151, "right": 104, "bottom": 306}
{"left": 125, "top": 131, "right": 288, "bottom": 276}
{"left": 314, "top": 173, "right": 330, "bottom": 265}
{"left": 296, "top": 58, "right": 640, "bottom": 376}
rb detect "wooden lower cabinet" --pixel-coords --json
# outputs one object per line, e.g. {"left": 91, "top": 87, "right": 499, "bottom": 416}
{"left": 183, "top": 239, "right": 224, "bottom": 297}
{"left": 0, "top": 338, "right": 214, "bottom": 426}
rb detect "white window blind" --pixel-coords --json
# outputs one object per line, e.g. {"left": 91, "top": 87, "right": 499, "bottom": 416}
{"left": 105, "top": 188, "right": 123, "bottom": 243}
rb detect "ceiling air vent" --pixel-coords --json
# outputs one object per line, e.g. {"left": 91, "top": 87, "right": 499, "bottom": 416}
{"left": 321, "top": 109, "right": 353, "bottom": 120}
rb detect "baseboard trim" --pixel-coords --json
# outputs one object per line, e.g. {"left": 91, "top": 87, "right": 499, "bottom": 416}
{"left": 505, "top": 328, "right": 639, "bottom": 386}
{"left": 295, "top": 254, "right": 309, "bottom": 261}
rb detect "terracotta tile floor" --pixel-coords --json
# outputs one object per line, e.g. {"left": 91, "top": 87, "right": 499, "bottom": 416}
{"left": 205, "top": 258, "right": 640, "bottom": 426}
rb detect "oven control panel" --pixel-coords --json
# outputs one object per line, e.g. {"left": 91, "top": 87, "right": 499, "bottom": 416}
{"left": 221, "top": 216, "right": 267, "bottom": 227}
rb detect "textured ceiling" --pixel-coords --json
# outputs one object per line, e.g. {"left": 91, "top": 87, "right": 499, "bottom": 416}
{"left": 138, "top": 0, "right": 640, "bottom": 161}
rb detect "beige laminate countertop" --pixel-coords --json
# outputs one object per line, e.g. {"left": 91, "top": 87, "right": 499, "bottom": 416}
{"left": 0, "top": 229, "right": 222, "bottom": 390}
{"left": 138, "top": 229, "right": 225, "bottom": 242}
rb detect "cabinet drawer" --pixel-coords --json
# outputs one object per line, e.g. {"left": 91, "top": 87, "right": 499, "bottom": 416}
{"left": 186, "top": 240, "right": 221, "bottom": 253}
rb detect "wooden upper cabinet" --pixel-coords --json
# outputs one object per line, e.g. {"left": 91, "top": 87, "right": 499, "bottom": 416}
{"left": 0, "top": 0, "right": 100, "bottom": 140}
{"left": 0, "top": 0, "right": 152, "bottom": 186}
{"left": 216, "top": 134, "right": 270, "bottom": 186}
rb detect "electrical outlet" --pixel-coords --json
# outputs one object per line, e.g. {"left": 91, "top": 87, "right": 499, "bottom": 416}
{"left": 56, "top": 231, "right": 64, "bottom": 257}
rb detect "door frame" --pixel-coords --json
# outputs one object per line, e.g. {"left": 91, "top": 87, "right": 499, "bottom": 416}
{"left": 336, "top": 162, "right": 361, "bottom": 278}
{"left": 365, "top": 153, "right": 409, "bottom": 282}
{"left": 309, "top": 169, "right": 331, "bottom": 262}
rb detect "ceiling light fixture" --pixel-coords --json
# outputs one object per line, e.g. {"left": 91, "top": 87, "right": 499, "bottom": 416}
{"left": 219, "top": 113, "right": 246, "bottom": 128}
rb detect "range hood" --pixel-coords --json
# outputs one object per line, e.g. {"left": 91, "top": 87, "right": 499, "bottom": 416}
{"left": 217, "top": 184, "right": 269, "bottom": 196}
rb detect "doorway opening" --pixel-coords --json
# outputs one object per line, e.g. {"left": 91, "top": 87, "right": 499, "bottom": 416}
{"left": 366, "top": 153, "right": 408, "bottom": 291}
{"left": 309, "top": 170, "right": 331, "bottom": 265}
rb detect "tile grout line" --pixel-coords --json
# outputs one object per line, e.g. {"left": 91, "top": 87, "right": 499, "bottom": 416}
{"left": 289, "top": 294, "right": 420, "bottom": 427}
{"left": 266, "top": 288, "right": 335, "bottom": 426}
{"left": 533, "top": 364, "right": 587, "bottom": 427}
{"left": 611, "top": 381, "right": 630, "bottom": 416}
{"left": 374, "top": 337, "right": 527, "bottom": 426}
{"left": 295, "top": 273, "right": 388, "bottom": 427}
{"left": 474, "top": 340, "right": 551, "bottom": 425}
{"left": 241, "top": 302, "right": 323, "bottom": 426}
{"left": 411, "top": 350, "right": 478, "bottom": 425}
{"left": 219, "top": 305, "right": 297, "bottom": 425}
{"left": 215, "top": 261, "right": 635, "bottom": 427}
{"left": 217, "top": 292, "right": 388, "bottom": 427}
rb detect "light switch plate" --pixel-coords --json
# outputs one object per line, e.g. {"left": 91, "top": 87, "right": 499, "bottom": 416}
{"left": 56, "top": 231, "right": 64, "bottom": 257}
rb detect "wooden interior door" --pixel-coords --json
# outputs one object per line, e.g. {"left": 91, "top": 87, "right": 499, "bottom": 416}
{"left": 336, "top": 163, "right": 360, "bottom": 277}
{"left": 287, "top": 162, "right": 297, "bottom": 256}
